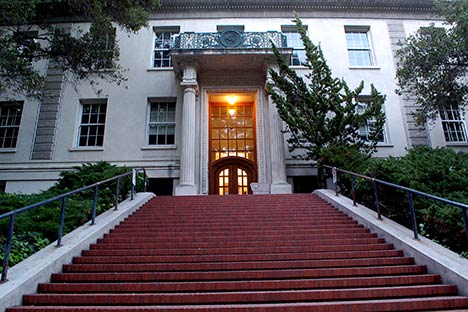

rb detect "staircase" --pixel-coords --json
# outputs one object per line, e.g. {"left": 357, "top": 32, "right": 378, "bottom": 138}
{"left": 7, "top": 194, "right": 468, "bottom": 311}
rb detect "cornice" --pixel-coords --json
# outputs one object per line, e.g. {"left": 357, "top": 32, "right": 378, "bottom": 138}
{"left": 157, "top": 0, "right": 435, "bottom": 12}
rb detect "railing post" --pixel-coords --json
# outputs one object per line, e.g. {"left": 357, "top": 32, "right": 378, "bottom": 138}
{"left": 407, "top": 191, "right": 419, "bottom": 240}
{"left": 143, "top": 169, "right": 147, "bottom": 192}
{"left": 373, "top": 179, "right": 382, "bottom": 220}
{"left": 114, "top": 177, "right": 121, "bottom": 210}
{"left": 57, "top": 197, "right": 66, "bottom": 247}
{"left": 131, "top": 169, "right": 136, "bottom": 200}
{"left": 462, "top": 207, "right": 468, "bottom": 241}
{"left": 332, "top": 167, "right": 338, "bottom": 196}
{"left": 1, "top": 215, "right": 15, "bottom": 283}
{"left": 91, "top": 184, "right": 99, "bottom": 225}
{"left": 351, "top": 175, "right": 357, "bottom": 206}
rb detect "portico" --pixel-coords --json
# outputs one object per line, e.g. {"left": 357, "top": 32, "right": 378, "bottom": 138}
{"left": 172, "top": 29, "right": 292, "bottom": 195}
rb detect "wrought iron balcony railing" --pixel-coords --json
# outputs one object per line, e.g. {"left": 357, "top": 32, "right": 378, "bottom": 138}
{"left": 173, "top": 29, "right": 288, "bottom": 50}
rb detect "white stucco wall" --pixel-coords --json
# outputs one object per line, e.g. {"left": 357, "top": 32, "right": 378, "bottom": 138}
{"left": 3, "top": 11, "right": 461, "bottom": 194}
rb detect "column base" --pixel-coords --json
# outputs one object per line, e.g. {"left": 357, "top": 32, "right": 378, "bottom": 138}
{"left": 175, "top": 184, "right": 198, "bottom": 195}
{"left": 270, "top": 182, "right": 292, "bottom": 194}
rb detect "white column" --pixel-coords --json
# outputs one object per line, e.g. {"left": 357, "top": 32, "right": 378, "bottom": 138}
{"left": 175, "top": 64, "right": 198, "bottom": 195}
{"left": 267, "top": 69, "right": 292, "bottom": 194}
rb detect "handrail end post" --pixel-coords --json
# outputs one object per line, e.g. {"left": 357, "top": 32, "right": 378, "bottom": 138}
{"left": 351, "top": 175, "right": 357, "bottom": 206}
{"left": 57, "top": 197, "right": 67, "bottom": 247}
{"left": 332, "top": 167, "right": 339, "bottom": 196}
{"left": 90, "top": 184, "right": 99, "bottom": 225}
{"left": 1, "top": 215, "right": 16, "bottom": 283}
{"left": 407, "top": 191, "right": 419, "bottom": 240}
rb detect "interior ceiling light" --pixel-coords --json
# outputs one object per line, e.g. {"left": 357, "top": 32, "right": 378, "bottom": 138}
{"left": 227, "top": 95, "right": 237, "bottom": 105}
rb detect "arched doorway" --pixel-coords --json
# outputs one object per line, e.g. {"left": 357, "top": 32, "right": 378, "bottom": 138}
{"left": 211, "top": 157, "right": 256, "bottom": 195}
{"left": 209, "top": 94, "right": 257, "bottom": 195}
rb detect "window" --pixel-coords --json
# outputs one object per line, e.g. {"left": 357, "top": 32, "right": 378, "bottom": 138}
{"left": 440, "top": 107, "right": 467, "bottom": 143}
{"left": 0, "top": 101, "right": 23, "bottom": 149}
{"left": 77, "top": 101, "right": 107, "bottom": 147}
{"left": 345, "top": 27, "right": 374, "bottom": 66}
{"left": 357, "top": 101, "right": 385, "bottom": 143}
{"left": 90, "top": 27, "right": 116, "bottom": 69}
{"left": 281, "top": 25, "right": 307, "bottom": 66}
{"left": 217, "top": 25, "right": 244, "bottom": 32}
{"left": 148, "top": 102, "right": 176, "bottom": 145}
{"left": 153, "top": 27, "right": 179, "bottom": 68}
{"left": 13, "top": 31, "right": 39, "bottom": 62}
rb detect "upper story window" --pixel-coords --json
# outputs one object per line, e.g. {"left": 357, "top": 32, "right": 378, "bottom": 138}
{"left": 217, "top": 25, "right": 244, "bottom": 32}
{"left": 92, "top": 27, "right": 116, "bottom": 69}
{"left": 0, "top": 101, "right": 23, "bottom": 149}
{"left": 77, "top": 101, "right": 107, "bottom": 147}
{"left": 13, "top": 31, "right": 39, "bottom": 62}
{"left": 439, "top": 106, "right": 467, "bottom": 143}
{"left": 281, "top": 25, "right": 307, "bottom": 66}
{"left": 345, "top": 26, "right": 375, "bottom": 67}
{"left": 148, "top": 101, "right": 176, "bottom": 145}
{"left": 153, "top": 27, "right": 180, "bottom": 68}
{"left": 356, "top": 101, "right": 386, "bottom": 143}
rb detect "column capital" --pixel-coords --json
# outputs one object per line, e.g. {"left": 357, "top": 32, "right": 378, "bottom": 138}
{"left": 180, "top": 63, "right": 198, "bottom": 88}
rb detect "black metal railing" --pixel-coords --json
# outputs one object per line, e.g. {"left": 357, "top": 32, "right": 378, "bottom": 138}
{"left": 0, "top": 168, "right": 147, "bottom": 282}
{"left": 173, "top": 30, "right": 287, "bottom": 50}
{"left": 324, "top": 165, "right": 468, "bottom": 242}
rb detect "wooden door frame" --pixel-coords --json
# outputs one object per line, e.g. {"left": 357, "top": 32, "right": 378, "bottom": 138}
{"left": 208, "top": 98, "right": 258, "bottom": 194}
{"left": 209, "top": 157, "right": 257, "bottom": 194}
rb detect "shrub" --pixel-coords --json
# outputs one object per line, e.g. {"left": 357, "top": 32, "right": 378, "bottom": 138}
{"left": 1, "top": 162, "right": 137, "bottom": 271}
{"left": 355, "top": 147, "right": 468, "bottom": 255}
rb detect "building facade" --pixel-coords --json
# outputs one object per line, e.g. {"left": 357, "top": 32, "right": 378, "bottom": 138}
{"left": 1, "top": 0, "right": 467, "bottom": 195}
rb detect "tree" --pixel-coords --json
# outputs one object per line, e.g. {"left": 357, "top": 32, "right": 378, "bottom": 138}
{"left": 266, "top": 16, "right": 386, "bottom": 177}
{"left": 0, "top": 0, "right": 160, "bottom": 99}
{"left": 396, "top": 0, "right": 468, "bottom": 125}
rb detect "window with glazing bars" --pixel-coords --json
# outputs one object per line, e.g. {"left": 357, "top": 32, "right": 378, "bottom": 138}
{"left": 153, "top": 28, "right": 179, "bottom": 68}
{"left": 93, "top": 27, "right": 116, "bottom": 69}
{"left": 281, "top": 26, "right": 307, "bottom": 66}
{"left": 0, "top": 102, "right": 23, "bottom": 148}
{"left": 356, "top": 102, "right": 385, "bottom": 143}
{"left": 345, "top": 27, "right": 374, "bottom": 66}
{"left": 78, "top": 102, "right": 107, "bottom": 147}
{"left": 148, "top": 102, "right": 176, "bottom": 145}
{"left": 440, "top": 107, "right": 467, "bottom": 142}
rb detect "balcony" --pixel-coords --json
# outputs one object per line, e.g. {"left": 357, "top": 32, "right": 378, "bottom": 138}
{"left": 173, "top": 29, "right": 287, "bottom": 50}
{"left": 171, "top": 29, "right": 291, "bottom": 73}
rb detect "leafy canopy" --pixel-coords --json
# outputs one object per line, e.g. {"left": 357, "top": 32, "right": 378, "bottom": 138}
{"left": 266, "top": 16, "right": 386, "bottom": 169}
{"left": 396, "top": 0, "right": 468, "bottom": 125}
{"left": 0, "top": 0, "right": 160, "bottom": 99}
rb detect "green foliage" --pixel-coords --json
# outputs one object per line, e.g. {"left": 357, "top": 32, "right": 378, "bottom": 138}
{"left": 0, "top": 0, "right": 160, "bottom": 98}
{"left": 396, "top": 0, "right": 468, "bottom": 125}
{"left": 0, "top": 162, "right": 139, "bottom": 270}
{"left": 50, "top": 161, "right": 133, "bottom": 213}
{"left": 266, "top": 15, "right": 386, "bottom": 172}
{"left": 356, "top": 147, "right": 468, "bottom": 255}
{"left": 0, "top": 232, "right": 50, "bottom": 267}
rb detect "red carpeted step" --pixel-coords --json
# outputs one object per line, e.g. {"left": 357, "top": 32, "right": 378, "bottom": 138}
{"left": 50, "top": 265, "right": 429, "bottom": 282}
{"left": 72, "top": 249, "right": 404, "bottom": 264}
{"left": 7, "top": 194, "right": 468, "bottom": 312}
{"left": 80, "top": 242, "right": 397, "bottom": 257}
{"left": 88, "top": 237, "right": 386, "bottom": 250}
{"left": 38, "top": 274, "right": 442, "bottom": 293}
{"left": 22, "top": 285, "right": 458, "bottom": 305}
{"left": 62, "top": 256, "right": 415, "bottom": 273}
{"left": 7, "top": 297, "right": 468, "bottom": 311}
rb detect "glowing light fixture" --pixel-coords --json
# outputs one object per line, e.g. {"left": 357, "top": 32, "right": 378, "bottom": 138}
{"left": 227, "top": 95, "right": 237, "bottom": 105}
{"left": 228, "top": 108, "right": 236, "bottom": 116}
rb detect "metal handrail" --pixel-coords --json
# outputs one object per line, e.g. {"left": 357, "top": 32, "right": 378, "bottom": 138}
{"left": 0, "top": 168, "right": 147, "bottom": 282}
{"left": 324, "top": 165, "right": 468, "bottom": 242}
